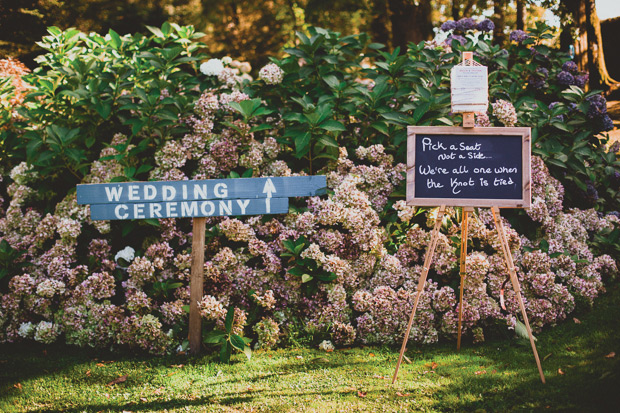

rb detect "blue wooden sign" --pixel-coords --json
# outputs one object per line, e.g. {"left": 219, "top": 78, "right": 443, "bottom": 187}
{"left": 77, "top": 176, "right": 326, "bottom": 205}
{"left": 77, "top": 176, "right": 326, "bottom": 221}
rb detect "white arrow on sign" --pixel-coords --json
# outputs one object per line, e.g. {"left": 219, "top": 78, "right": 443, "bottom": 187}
{"left": 263, "top": 178, "right": 277, "bottom": 197}
{"left": 263, "top": 178, "right": 277, "bottom": 213}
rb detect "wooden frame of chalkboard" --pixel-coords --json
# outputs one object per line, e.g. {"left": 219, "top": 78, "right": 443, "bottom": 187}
{"left": 406, "top": 126, "right": 531, "bottom": 208}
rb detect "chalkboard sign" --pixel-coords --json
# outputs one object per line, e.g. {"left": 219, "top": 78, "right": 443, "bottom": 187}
{"left": 406, "top": 126, "right": 531, "bottom": 208}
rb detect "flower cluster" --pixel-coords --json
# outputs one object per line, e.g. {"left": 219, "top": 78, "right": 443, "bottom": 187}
{"left": 509, "top": 30, "right": 529, "bottom": 43}
{"left": 0, "top": 57, "right": 31, "bottom": 107}
{"left": 585, "top": 94, "right": 614, "bottom": 132}
{"left": 253, "top": 317, "right": 280, "bottom": 349}
{"left": 200, "top": 59, "right": 224, "bottom": 76}
{"left": 2, "top": 32, "right": 618, "bottom": 357}
{"left": 492, "top": 99, "right": 518, "bottom": 127}
{"left": 259, "top": 63, "right": 284, "bottom": 85}
{"left": 440, "top": 18, "right": 494, "bottom": 33}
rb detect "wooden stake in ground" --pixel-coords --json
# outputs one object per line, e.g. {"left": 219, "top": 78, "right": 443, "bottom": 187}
{"left": 189, "top": 217, "right": 207, "bottom": 354}
{"left": 457, "top": 207, "right": 473, "bottom": 350}
{"left": 392, "top": 205, "right": 446, "bottom": 384}
{"left": 491, "top": 206, "right": 546, "bottom": 384}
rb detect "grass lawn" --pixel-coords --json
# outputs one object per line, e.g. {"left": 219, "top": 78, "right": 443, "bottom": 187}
{"left": 1, "top": 285, "right": 619, "bottom": 412}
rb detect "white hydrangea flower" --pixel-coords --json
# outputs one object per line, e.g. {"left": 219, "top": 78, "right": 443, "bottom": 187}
{"left": 18, "top": 322, "right": 35, "bottom": 338}
{"left": 259, "top": 63, "right": 284, "bottom": 85}
{"left": 34, "top": 321, "right": 60, "bottom": 344}
{"left": 114, "top": 246, "right": 135, "bottom": 265}
{"left": 200, "top": 58, "right": 224, "bottom": 76}
{"left": 57, "top": 218, "right": 81, "bottom": 240}
{"left": 9, "top": 162, "right": 36, "bottom": 185}
{"left": 36, "top": 279, "right": 66, "bottom": 298}
{"left": 318, "top": 340, "right": 335, "bottom": 351}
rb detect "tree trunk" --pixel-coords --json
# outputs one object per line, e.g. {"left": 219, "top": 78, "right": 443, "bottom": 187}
{"left": 564, "top": 0, "right": 618, "bottom": 91}
{"left": 516, "top": 0, "right": 525, "bottom": 30}
{"left": 565, "top": 0, "right": 588, "bottom": 73}
{"left": 370, "top": 0, "right": 392, "bottom": 48}
{"left": 493, "top": 0, "right": 507, "bottom": 45}
{"left": 388, "top": 0, "right": 433, "bottom": 53}
{"left": 452, "top": 0, "right": 459, "bottom": 21}
{"left": 585, "top": 0, "right": 619, "bottom": 90}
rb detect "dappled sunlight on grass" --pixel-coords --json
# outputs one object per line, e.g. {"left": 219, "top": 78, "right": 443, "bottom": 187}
{"left": 1, "top": 286, "right": 619, "bottom": 412}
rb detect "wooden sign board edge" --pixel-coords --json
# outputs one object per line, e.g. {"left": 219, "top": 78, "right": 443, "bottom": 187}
{"left": 406, "top": 126, "right": 531, "bottom": 209}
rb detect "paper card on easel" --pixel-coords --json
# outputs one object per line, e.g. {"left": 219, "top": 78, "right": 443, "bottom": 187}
{"left": 451, "top": 65, "right": 488, "bottom": 113}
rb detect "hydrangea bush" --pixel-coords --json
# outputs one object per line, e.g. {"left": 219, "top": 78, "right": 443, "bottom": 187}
{"left": 0, "top": 23, "right": 618, "bottom": 354}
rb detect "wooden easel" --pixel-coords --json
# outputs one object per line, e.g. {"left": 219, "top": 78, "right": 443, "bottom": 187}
{"left": 391, "top": 205, "right": 546, "bottom": 384}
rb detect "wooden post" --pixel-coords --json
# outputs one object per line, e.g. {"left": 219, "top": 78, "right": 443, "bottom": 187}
{"left": 392, "top": 205, "right": 446, "bottom": 384}
{"left": 491, "top": 206, "right": 545, "bottom": 384}
{"left": 457, "top": 207, "right": 473, "bottom": 350}
{"left": 189, "top": 217, "right": 207, "bottom": 354}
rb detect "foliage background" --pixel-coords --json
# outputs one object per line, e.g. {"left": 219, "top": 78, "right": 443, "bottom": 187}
{"left": 1, "top": 16, "right": 619, "bottom": 356}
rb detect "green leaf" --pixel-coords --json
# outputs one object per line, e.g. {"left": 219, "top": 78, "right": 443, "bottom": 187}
{"left": 320, "top": 120, "right": 346, "bottom": 132}
{"left": 315, "top": 272, "right": 337, "bottom": 282}
{"left": 515, "top": 320, "right": 536, "bottom": 341}
{"left": 282, "top": 239, "right": 296, "bottom": 253}
{"left": 287, "top": 266, "right": 305, "bottom": 277}
{"left": 371, "top": 121, "right": 389, "bottom": 135}
{"left": 323, "top": 75, "right": 340, "bottom": 89}
{"left": 301, "top": 274, "right": 313, "bottom": 283}
{"left": 230, "top": 334, "right": 247, "bottom": 351}
{"left": 250, "top": 123, "right": 272, "bottom": 133}
{"left": 219, "top": 342, "right": 232, "bottom": 363}
{"left": 108, "top": 29, "right": 122, "bottom": 50}
{"left": 316, "top": 135, "right": 339, "bottom": 148}
{"left": 413, "top": 102, "right": 430, "bottom": 123}
{"left": 224, "top": 306, "right": 235, "bottom": 334}
{"left": 203, "top": 330, "right": 227, "bottom": 344}
{"left": 294, "top": 132, "right": 311, "bottom": 158}
{"left": 242, "top": 344, "right": 252, "bottom": 361}
{"left": 143, "top": 218, "right": 160, "bottom": 227}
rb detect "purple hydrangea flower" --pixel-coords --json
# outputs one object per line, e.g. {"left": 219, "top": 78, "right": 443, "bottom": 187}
{"left": 528, "top": 75, "right": 545, "bottom": 89}
{"left": 548, "top": 102, "right": 559, "bottom": 110}
{"left": 586, "top": 94, "right": 608, "bottom": 119}
{"left": 586, "top": 180, "right": 599, "bottom": 202}
{"left": 562, "top": 61, "right": 578, "bottom": 73}
{"left": 441, "top": 20, "right": 457, "bottom": 32}
{"left": 509, "top": 30, "right": 529, "bottom": 43}
{"left": 456, "top": 17, "right": 476, "bottom": 32}
{"left": 574, "top": 74, "right": 589, "bottom": 88}
{"left": 528, "top": 67, "right": 549, "bottom": 89}
{"left": 557, "top": 70, "right": 575, "bottom": 86}
{"left": 476, "top": 19, "right": 495, "bottom": 32}
{"left": 444, "top": 34, "right": 466, "bottom": 46}
{"left": 598, "top": 114, "right": 614, "bottom": 131}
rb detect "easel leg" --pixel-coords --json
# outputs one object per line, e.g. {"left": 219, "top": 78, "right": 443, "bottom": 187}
{"left": 392, "top": 205, "right": 446, "bottom": 384}
{"left": 457, "top": 207, "right": 472, "bottom": 350}
{"left": 189, "top": 217, "right": 207, "bottom": 355}
{"left": 491, "top": 207, "right": 546, "bottom": 384}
